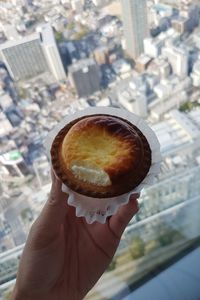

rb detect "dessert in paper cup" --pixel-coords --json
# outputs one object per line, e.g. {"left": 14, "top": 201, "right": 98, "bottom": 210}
{"left": 44, "top": 107, "right": 161, "bottom": 224}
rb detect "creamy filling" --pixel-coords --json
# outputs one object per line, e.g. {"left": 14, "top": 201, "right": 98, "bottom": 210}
{"left": 70, "top": 165, "right": 111, "bottom": 187}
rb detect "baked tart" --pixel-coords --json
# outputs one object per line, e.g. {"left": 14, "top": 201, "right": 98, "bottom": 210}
{"left": 51, "top": 115, "right": 151, "bottom": 198}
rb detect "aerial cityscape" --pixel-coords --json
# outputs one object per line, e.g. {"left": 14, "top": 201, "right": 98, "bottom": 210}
{"left": 0, "top": 0, "right": 200, "bottom": 299}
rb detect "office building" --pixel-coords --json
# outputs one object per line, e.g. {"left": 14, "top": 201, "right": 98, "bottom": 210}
{"left": 116, "top": 76, "right": 149, "bottom": 118}
{"left": 0, "top": 24, "right": 66, "bottom": 82}
{"left": 148, "top": 57, "right": 171, "bottom": 79}
{"left": 180, "top": 4, "right": 200, "bottom": 31}
{"left": 0, "top": 149, "right": 30, "bottom": 178}
{"left": 191, "top": 59, "right": 200, "bottom": 87}
{"left": 144, "top": 38, "right": 164, "bottom": 58}
{"left": 68, "top": 58, "right": 101, "bottom": 98}
{"left": 162, "top": 46, "right": 189, "bottom": 78}
{"left": 38, "top": 23, "right": 66, "bottom": 81}
{"left": 150, "top": 76, "right": 192, "bottom": 119}
{"left": 0, "top": 34, "right": 49, "bottom": 81}
{"left": 121, "top": 0, "right": 149, "bottom": 59}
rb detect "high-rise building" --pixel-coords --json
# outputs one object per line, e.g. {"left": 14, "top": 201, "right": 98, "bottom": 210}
{"left": 121, "top": 0, "right": 149, "bottom": 59}
{"left": 0, "top": 24, "right": 66, "bottom": 82}
{"left": 0, "top": 34, "right": 49, "bottom": 81}
{"left": 38, "top": 23, "right": 66, "bottom": 81}
{"left": 68, "top": 58, "right": 101, "bottom": 98}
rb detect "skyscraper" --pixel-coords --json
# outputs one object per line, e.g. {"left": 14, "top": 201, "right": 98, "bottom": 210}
{"left": 68, "top": 58, "right": 101, "bottom": 98}
{"left": 121, "top": 0, "right": 149, "bottom": 59}
{"left": 0, "top": 24, "right": 66, "bottom": 82}
{"left": 0, "top": 34, "right": 49, "bottom": 81}
{"left": 38, "top": 23, "right": 66, "bottom": 82}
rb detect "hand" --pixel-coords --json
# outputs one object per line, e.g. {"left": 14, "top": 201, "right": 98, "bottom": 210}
{"left": 12, "top": 169, "right": 139, "bottom": 300}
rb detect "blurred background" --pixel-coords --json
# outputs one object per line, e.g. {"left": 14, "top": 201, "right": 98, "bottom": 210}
{"left": 0, "top": 0, "right": 200, "bottom": 299}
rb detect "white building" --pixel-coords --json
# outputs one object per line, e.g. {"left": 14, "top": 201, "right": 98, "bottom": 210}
{"left": 150, "top": 76, "right": 192, "bottom": 119}
{"left": 190, "top": 59, "right": 200, "bottom": 87}
{"left": 147, "top": 57, "right": 171, "bottom": 78}
{"left": 0, "top": 23, "right": 66, "bottom": 82}
{"left": 121, "top": 0, "right": 149, "bottom": 59}
{"left": 0, "top": 112, "right": 13, "bottom": 137}
{"left": 162, "top": 46, "right": 189, "bottom": 78}
{"left": 0, "top": 33, "right": 49, "bottom": 81}
{"left": 153, "top": 109, "right": 200, "bottom": 155}
{"left": 143, "top": 34, "right": 166, "bottom": 58}
{"left": 0, "top": 93, "right": 13, "bottom": 110}
{"left": 38, "top": 23, "right": 66, "bottom": 82}
{"left": 0, "top": 149, "right": 29, "bottom": 178}
{"left": 117, "top": 78, "right": 148, "bottom": 117}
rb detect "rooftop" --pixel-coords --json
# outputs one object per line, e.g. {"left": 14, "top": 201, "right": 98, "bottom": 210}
{"left": 0, "top": 33, "right": 39, "bottom": 51}
{"left": 68, "top": 58, "right": 97, "bottom": 73}
{"left": 152, "top": 109, "right": 200, "bottom": 155}
{"left": 37, "top": 23, "right": 55, "bottom": 45}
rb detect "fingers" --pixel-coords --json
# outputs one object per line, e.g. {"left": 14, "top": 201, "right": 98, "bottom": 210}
{"left": 29, "top": 168, "right": 68, "bottom": 248}
{"left": 109, "top": 194, "right": 140, "bottom": 239}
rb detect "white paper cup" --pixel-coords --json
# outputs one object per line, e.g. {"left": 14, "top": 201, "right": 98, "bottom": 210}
{"left": 44, "top": 107, "right": 161, "bottom": 224}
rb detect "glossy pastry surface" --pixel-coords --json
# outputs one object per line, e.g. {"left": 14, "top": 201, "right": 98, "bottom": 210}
{"left": 51, "top": 115, "right": 151, "bottom": 198}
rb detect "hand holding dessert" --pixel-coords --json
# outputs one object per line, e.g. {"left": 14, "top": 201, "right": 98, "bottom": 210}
{"left": 11, "top": 169, "right": 139, "bottom": 300}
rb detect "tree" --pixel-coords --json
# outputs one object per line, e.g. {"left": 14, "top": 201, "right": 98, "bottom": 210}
{"left": 72, "top": 27, "right": 88, "bottom": 40}
{"left": 66, "top": 22, "right": 75, "bottom": 30}
{"left": 54, "top": 31, "right": 63, "bottom": 42}
{"left": 145, "top": 240, "right": 161, "bottom": 255}
{"left": 158, "top": 229, "right": 184, "bottom": 247}
{"left": 130, "top": 237, "right": 145, "bottom": 260}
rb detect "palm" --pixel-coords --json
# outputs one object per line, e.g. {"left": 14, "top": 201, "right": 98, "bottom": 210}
{"left": 56, "top": 212, "right": 120, "bottom": 300}
{"left": 14, "top": 173, "right": 138, "bottom": 300}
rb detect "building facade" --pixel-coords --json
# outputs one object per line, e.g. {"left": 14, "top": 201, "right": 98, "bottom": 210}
{"left": 0, "top": 24, "right": 66, "bottom": 82}
{"left": 68, "top": 58, "right": 101, "bottom": 98}
{"left": 121, "top": 0, "right": 149, "bottom": 59}
{"left": 0, "top": 34, "right": 49, "bottom": 81}
{"left": 39, "top": 23, "right": 66, "bottom": 81}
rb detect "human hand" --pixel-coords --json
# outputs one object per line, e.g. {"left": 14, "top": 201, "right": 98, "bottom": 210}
{"left": 12, "top": 169, "right": 139, "bottom": 300}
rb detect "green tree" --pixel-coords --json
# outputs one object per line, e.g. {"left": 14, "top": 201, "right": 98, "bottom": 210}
{"left": 130, "top": 237, "right": 145, "bottom": 259}
{"left": 179, "top": 102, "right": 191, "bottom": 112}
{"left": 158, "top": 229, "right": 184, "bottom": 247}
{"left": 72, "top": 27, "right": 88, "bottom": 40}
{"left": 18, "top": 87, "right": 27, "bottom": 99}
{"left": 145, "top": 240, "right": 161, "bottom": 255}
{"left": 55, "top": 31, "right": 63, "bottom": 42}
{"left": 66, "top": 22, "right": 75, "bottom": 30}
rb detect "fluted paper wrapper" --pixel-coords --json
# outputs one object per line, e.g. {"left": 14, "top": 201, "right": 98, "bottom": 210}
{"left": 44, "top": 107, "right": 161, "bottom": 224}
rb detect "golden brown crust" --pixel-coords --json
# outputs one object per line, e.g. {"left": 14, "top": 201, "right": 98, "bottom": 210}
{"left": 51, "top": 114, "right": 151, "bottom": 198}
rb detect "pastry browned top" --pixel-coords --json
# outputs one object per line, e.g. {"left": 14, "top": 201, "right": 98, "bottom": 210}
{"left": 51, "top": 114, "right": 151, "bottom": 198}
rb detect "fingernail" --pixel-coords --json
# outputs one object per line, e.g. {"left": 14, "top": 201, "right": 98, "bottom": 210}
{"left": 130, "top": 197, "right": 140, "bottom": 212}
{"left": 130, "top": 193, "right": 140, "bottom": 200}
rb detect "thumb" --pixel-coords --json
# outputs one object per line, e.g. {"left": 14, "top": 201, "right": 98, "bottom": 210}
{"left": 28, "top": 169, "right": 68, "bottom": 249}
